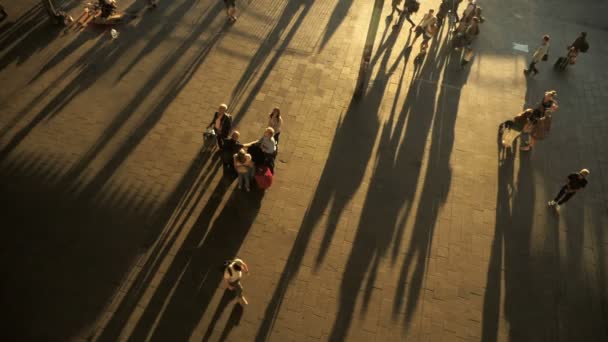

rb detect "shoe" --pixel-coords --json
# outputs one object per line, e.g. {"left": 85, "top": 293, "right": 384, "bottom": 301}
{"left": 548, "top": 200, "right": 556, "bottom": 206}
{"left": 240, "top": 296, "right": 249, "bottom": 306}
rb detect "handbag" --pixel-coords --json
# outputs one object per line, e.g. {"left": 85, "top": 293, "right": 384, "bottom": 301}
{"left": 542, "top": 53, "right": 548, "bottom": 61}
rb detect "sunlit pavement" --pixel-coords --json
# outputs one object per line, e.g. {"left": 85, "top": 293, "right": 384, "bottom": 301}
{"left": 1, "top": 0, "right": 607, "bottom": 341}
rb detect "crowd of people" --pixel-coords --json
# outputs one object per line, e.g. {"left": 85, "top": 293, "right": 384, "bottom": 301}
{"left": 390, "top": 0, "right": 485, "bottom": 67}
{"left": 205, "top": 104, "right": 282, "bottom": 192}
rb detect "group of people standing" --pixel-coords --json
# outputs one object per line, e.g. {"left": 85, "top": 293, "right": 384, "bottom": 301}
{"left": 206, "top": 104, "right": 283, "bottom": 192}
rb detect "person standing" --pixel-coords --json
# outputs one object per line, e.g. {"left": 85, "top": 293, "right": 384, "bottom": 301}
{"left": 224, "top": 0, "right": 237, "bottom": 22}
{"left": 233, "top": 149, "right": 254, "bottom": 191}
{"left": 520, "top": 90, "right": 558, "bottom": 151}
{"left": 207, "top": 104, "right": 233, "bottom": 149}
{"left": 223, "top": 258, "right": 249, "bottom": 305}
{"left": 548, "top": 169, "right": 589, "bottom": 210}
{"left": 409, "top": 9, "right": 437, "bottom": 46}
{"left": 268, "top": 107, "right": 283, "bottom": 143}
{"left": 524, "top": 35, "right": 550, "bottom": 76}
{"left": 222, "top": 131, "right": 244, "bottom": 173}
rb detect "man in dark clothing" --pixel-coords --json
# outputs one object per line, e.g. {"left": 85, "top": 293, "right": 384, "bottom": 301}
{"left": 222, "top": 131, "right": 243, "bottom": 174}
{"left": 569, "top": 32, "right": 589, "bottom": 53}
{"left": 207, "top": 104, "right": 233, "bottom": 149}
{"left": 548, "top": 169, "right": 589, "bottom": 210}
{"left": 393, "top": 0, "right": 419, "bottom": 29}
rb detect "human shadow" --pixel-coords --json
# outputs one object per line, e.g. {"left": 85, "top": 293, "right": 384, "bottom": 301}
{"left": 229, "top": 0, "right": 313, "bottom": 126}
{"left": 0, "top": 145, "right": 186, "bottom": 340}
{"left": 254, "top": 18, "right": 409, "bottom": 342}
{"left": 127, "top": 185, "right": 262, "bottom": 341}
{"left": 218, "top": 303, "right": 244, "bottom": 341}
{"left": 318, "top": 0, "right": 353, "bottom": 51}
{"left": 202, "top": 289, "right": 237, "bottom": 341}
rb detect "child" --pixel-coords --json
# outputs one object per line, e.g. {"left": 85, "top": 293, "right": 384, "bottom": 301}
{"left": 223, "top": 258, "right": 249, "bottom": 305}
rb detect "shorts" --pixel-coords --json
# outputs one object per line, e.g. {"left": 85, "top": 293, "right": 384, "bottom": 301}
{"left": 229, "top": 279, "right": 243, "bottom": 297}
{"left": 224, "top": 0, "right": 236, "bottom": 8}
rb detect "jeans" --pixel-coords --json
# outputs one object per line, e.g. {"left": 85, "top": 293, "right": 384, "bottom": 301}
{"left": 237, "top": 168, "right": 253, "bottom": 189}
{"left": 554, "top": 186, "right": 576, "bottom": 205}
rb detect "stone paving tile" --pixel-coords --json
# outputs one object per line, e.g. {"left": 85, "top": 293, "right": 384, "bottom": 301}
{"left": 2, "top": 0, "right": 608, "bottom": 341}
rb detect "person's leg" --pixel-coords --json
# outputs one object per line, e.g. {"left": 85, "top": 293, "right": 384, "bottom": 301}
{"left": 558, "top": 191, "right": 575, "bottom": 205}
{"left": 405, "top": 14, "right": 416, "bottom": 27}
{"left": 237, "top": 172, "right": 244, "bottom": 189}
{"left": 552, "top": 185, "right": 568, "bottom": 203}
{"left": 244, "top": 169, "right": 251, "bottom": 191}
{"left": 274, "top": 132, "right": 280, "bottom": 143}
{"left": 236, "top": 282, "right": 248, "bottom": 305}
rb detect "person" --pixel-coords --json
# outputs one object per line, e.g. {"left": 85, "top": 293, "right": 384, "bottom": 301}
{"left": 520, "top": 90, "right": 558, "bottom": 151}
{"left": 233, "top": 148, "right": 254, "bottom": 191}
{"left": 268, "top": 107, "right": 283, "bottom": 143}
{"left": 223, "top": 258, "right": 249, "bottom": 305}
{"left": 224, "top": 0, "right": 237, "bottom": 22}
{"left": 524, "top": 34, "right": 550, "bottom": 76}
{"left": 569, "top": 32, "right": 589, "bottom": 53}
{"left": 410, "top": 9, "right": 437, "bottom": 46}
{"left": 222, "top": 131, "right": 244, "bottom": 172}
{"left": 461, "top": 0, "right": 477, "bottom": 24}
{"left": 436, "top": 0, "right": 450, "bottom": 29}
{"left": 99, "top": 0, "right": 117, "bottom": 18}
{"left": 450, "top": 0, "right": 463, "bottom": 22}
{"left": 259, "top": 127, "right": 277, "bottom": 155}
{"left": 463, "top": 16, "right": 480, "bottom": 45}
{"left": 392, "top": 0, "right": 419, "bottom": 29}
{"left": 548, "top": 169, "right": 589, "bottom": 210}
{"left": 207, "top": 104, "right": 233, "bottom": 149}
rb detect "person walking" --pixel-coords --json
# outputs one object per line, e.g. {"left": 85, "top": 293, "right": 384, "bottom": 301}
{"left": 524, "top": 35, "right": 550, "bottom": 76}
{"left": 548, "top": 169, "right": 589, "bottom": 210}
{"left": 393, "top": 0, "right": 419, "bottom": 29}
{"left": 207, "top": 104, "right": 233, "bottom": 149}
{"left": 224, "top": 0, "right": 237, "bottom": 22}
{"left": 268, "top": 107, "right": 283, "bottom": 144}
{"left": 233, "top": 148, "right": 254, "bottom": 191}
{"left": 223, "top": 258, "right": 249, "bottom": 305}
{"left": 409, "top": 9, "right": 437, "bottom": 46}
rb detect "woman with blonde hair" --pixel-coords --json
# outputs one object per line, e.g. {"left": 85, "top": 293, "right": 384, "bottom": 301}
{"left": 521, "top": 90, "right": 558, "bottom": 151}
{"left": 233, "top": 148, "right": 254, "bottom": 191}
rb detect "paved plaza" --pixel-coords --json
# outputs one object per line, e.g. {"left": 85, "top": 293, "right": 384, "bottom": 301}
{"left": 1, "top": 0, "right": 608, "bottom": 341}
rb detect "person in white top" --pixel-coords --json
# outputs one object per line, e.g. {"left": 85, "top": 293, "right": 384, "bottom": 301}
{"left": 525, "top": 35, "right": 550, "bottom": 76}
{"left": 410, "top": 9, "right": 437, "bottom": 46}
{"left": 268, "top": 107, "right": 283, "bottom": 143}
{"left": 223, "top": 258, "right": 249, "bottom": 305}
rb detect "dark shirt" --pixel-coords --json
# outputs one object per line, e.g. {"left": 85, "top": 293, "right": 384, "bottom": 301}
{"left": 567, "top": 173, "right": 587, "bottom": 191}
{"left": 571, "top": 37, "right": 587, "bottom": 51}
{"left": 222, "top": 139, "right": 243, "bottom": 163}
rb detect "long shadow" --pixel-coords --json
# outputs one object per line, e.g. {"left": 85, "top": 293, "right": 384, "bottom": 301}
{"left": 96, "top": 149, "right": 222, "bottom": 340}
{"left": 255, "top": 17, "right": 411, "bottom": 341}
{"left": 218, "top": 302, "right": 244, "bottom": 341}
{"left": 128, "top": 186, "right": 263, "bottom": 341}
{"left": 229, "top": 0, "right": 313, "bottom": 126}
{"left": 0, "top": 0, "right": 219, "bottom": 165}
{"left": 481, "top": 144, "right": 516, "bottom": 342}
{"left": 318, "top": 0, "right": 354, "bottom": 51}
{"left": 0, "top": 151, "right": 159, "bottom": 340}
{"left": 59, "top": 3, "right": 226, "bottom": 193}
